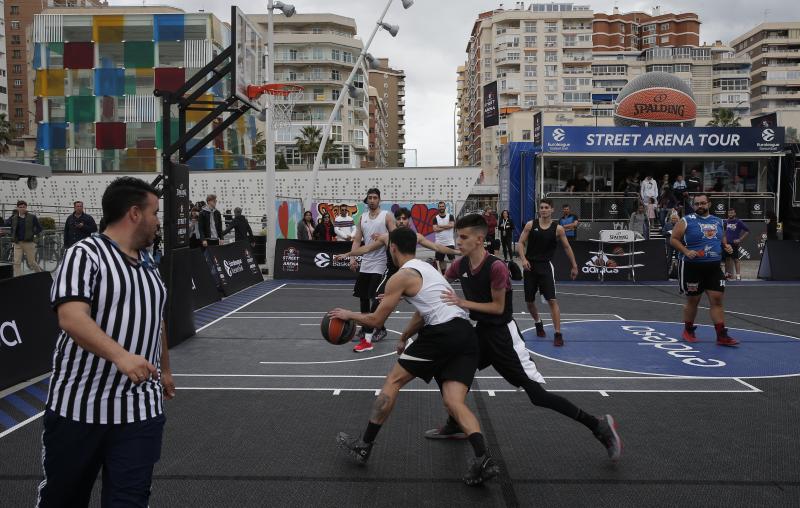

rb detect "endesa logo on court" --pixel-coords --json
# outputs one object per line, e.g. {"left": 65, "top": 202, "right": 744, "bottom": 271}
{"left": 525, "top": 320, "right": 800, "bottom": 378}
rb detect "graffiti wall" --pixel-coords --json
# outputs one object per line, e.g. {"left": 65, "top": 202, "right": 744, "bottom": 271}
{"left": 275, "top": 200, "right": 453, "bottom": 240}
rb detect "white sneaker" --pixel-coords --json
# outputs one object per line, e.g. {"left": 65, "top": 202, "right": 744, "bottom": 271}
{"left": 736, "top": 274, "right": 741, "bottom": 281}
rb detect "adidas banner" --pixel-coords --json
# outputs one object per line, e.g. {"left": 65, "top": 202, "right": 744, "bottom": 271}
{"left": 274, "top": 239, "right": 359, "bottom": 280}
{"left": 551, "top": 240, "right": 668, "bottom": 281}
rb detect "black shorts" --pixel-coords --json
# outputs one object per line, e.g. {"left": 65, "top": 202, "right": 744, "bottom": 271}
{"left": 523, "top": 261, "right": 556, "bottom": 302}
{"left": 723, "top": 244, "right": 740, "bottom": 260}
{"left": 435, "top": 246, "right": 456, "bottom": 262}
{"left": 398, "top": 318, "right": 478, "bottom": 387}
{"left": 476, "top": 321, "right": 545, "bottom": 387}
{"left": 353, "top": 272, "right": 383, "bottom": 299}
{"left": 680, "top": 260, "right": 726, "bottom": 296}
{"left": 374, "top": 266, "right": 398, "bottom": 296}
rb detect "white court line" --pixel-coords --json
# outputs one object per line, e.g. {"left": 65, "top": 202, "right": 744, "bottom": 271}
{"left": 234, "top": 311, "right": 614, "bottom": 316}
{"left": 197, "top": 284, "right": 286, "bottom": 332}
{"left": 559, "top": 291, "right": 800, "bottom": 327}
{"left": 258, "top": 350, "right": 398, "bottom": 365}
{"left": 175, "top": 387, "right": 759, "bottom": 394}
{"left": 733, "top": 378, "right": 763, "bottom": 392}
{"left": 172, "top": 373, "right": 759, "bottom": 380}
{"left": 599, "top": 391, "right": 609, "bottom": 397}
{"left": 0, "top": 411, "right": 45, "bottom": 439}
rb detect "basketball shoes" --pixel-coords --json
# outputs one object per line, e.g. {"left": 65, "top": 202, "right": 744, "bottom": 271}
{"left": 424, "top": 418, "right": 467, "bottom": 440}
{"left": 534, "top": 321, "right": 546, "bottom": 337}
{"left": 594, "top": 414, "right": 622, "bottom": 461}
{"left": 463, "top": 453, "right": 499, "bottom": 486}
{"left": 336, "top": 432, "right": 373, "bottom": 464}
{"left": 353, "top": 339, "right": 373, "bottom": 353}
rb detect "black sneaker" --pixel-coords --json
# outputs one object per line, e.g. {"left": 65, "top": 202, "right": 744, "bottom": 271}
{"left": 372, "top": 328, "right": 388, "bottom": 343}
{"left": 554, "top": 332, "right": 564, "bottom": 347}
{"left": 463, "top": 453, "right": 499, "bottom": 486}
{"left": 535, "top": 321, "right": 546, "bottom": 338}
{"left": 336, "top": 432, "right": 373, "bottom": 465}
{"left": 424, "top": 419, "right": 467, "bottom": 440}
{"left": 593, "top": 415, "right": 622, "bottom": 461}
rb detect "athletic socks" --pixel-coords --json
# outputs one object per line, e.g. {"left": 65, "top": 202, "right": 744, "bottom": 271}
{"left": 685, "top": 321, "right": 694, "bottom": 331}
{"left": 714, "top": 322, "right": 726, "bottom": 338}
{"left": 575, "top": 409, "right": 600, "bottom": 432}
{"left": 365, "top": 333, "right": 373, "bottom": 343}
{"left": 467, "top": 432, "right": 487, "bottom": 457}
{"left": 363, "top": 421, "right": 382, "bottom": 444}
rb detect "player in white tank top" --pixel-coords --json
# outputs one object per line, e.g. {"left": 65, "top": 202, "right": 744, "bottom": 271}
{"left": 359, "top": 209, "right": 389, "bottom": 275}
{"left": 329, "top": 227, "right": 499, "bottom": 485}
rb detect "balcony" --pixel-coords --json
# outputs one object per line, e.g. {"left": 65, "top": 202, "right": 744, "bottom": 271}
{"left": 713, "top": 69, "right": 751, "bottom": 77}
{"left": 398, "top": 98, "right": 405, "bottom": 107}
{"left": 285, "top": 93, "right": 337, "bottom": 104}
{"left": 398, "top": 128, "right": 406, "bottom": 136}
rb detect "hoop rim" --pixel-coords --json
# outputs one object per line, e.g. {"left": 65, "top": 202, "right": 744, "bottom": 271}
{"left": 260, "top": 83, "right": 305, "bottom": 97}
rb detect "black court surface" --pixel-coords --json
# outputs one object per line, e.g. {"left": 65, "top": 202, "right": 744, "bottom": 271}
{"left": 2, "top": 280, "right": 800, "bottom": 507}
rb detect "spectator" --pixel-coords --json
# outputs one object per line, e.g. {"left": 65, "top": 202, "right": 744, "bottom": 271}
{"left": 63, "top": 200, "right": 98, "bottom": 249}
{"left": 640, "top": 174, "right": 658, "bottom": 205}
{"left": 4, "top": 200, "right": 43, "bottom": 277}
{"left": 221, "top": 207, "right": 255, "bottom": 245}
{"left": 558, "top": 204, "right": 579, "bottom": 241}
{"left": 663, "top": 211, "right": 680, "bottom": 272}
{"left": 297, "top": 211, "right": 315, "bottom": 240}
{"left": 646, "top": 197, "right": 657, "bottom": 230}
{"left": 628, "top": 202, "right": 649, "bottom": 238}
{"left": 657, "top": 188, "right": 677, "bottom": 229}
{"left": 152, "top": 225, "right": 163, "bottom": 266}
{"left": 334, "top": 206, "right": 356, "bottom": 242}
{"left": 574, "top": 172, "right": 590, "bottom": 192}
{"left": 723, "top": 208, "right": 750, "bottom": 281}
{"left": 189, "top": 207, "right": 202, "bottom": 249}
{"left": 725, "top": 174, "right": 744, "bottom": 193}
{"left": 712, "top": 177, "right": 724, "bottom": 193}
{"left": 619, "top": 174, "right": 639, "bottom": 216}
{"left": 686, "top": 168, "right": 702, "bottom": 194}
{"left": 432, "top": 201, "right": 456, "bottom": 274}
{"left": 199, "top": 194, "right": 223, "bottom": 248}
{"left": 483, "top": 207, "right": 498, "bottom": 254}
{"left": 672, "top": 174, "right": 687, "bottom": 203}
{"left": 660, "top": 173, "right": 670, "bottom": 192}
{"left": 766, "top": 211, "right": 779, "bottom": 240}
{"left": 498, "top": 209, "right": 515, "bottom": 262}
{"left": 313, "top": 213, "right": 336, "bottom": 241}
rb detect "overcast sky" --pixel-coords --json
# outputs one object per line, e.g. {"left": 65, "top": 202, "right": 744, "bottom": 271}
{"left": 115, "top": 1, "right": 794, "bottom": 166}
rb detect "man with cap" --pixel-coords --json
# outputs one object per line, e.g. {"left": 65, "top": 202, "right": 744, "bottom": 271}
{"left": 349, "top": 188, "right": 396, "bottom": 352}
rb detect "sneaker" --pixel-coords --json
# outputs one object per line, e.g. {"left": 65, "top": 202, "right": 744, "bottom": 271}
{"left": 535, "top": 321, "right": 546, "bottom": 338}
{"left": 424, "top": 420, "right": 467, "bottom": 440}
{"left": 353, "top": 339, "right": 373, "bottom": 353}
{"left": 336, "top": 432, "right": 373, "bottom": 464}
{"left": 682, "top": 326, "right": 698, "bottom": 343}
{"left": 594, "top": 415, "right": 622, "bottom": 461}
{"left": 735, "top": 274, "right": 741, "bottom": 281}
{"left": 353, "top": 327, "right": 365, "bottom": 343}
{"left": 553, "top": 332, "right": 564, "bottom": 347}
{"left": 716, "top": 331, "right": 740, "bottom": 347}
{"left": 463, "top": 453, "right": 499, "bottom": 486}
{"left": 725, "top": 272, "right": 733, "bottom": 280}
{"left": 372, "top": 328, "right": 387, "bottom": 343}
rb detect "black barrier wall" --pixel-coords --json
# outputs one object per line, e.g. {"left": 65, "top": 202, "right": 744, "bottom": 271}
{"left": 205, "top": 241, "right": 263, "bottom": 295}
{"left": 274, "top": 239, "right": 359, "bottom": 280}
{"left": 159, "top": 248, "right": 196, "bottom": 347}
{"left": 0, "top": 272, "right": 59, "bottom": 391}
{"left": 758, "top": 240, "right": 800, "bottom": 280}
{"left": 190, "top": 249, "right": 221, "bottom": 310}
{"left": 552, "top": 240, "right": 668, "bottom": 281}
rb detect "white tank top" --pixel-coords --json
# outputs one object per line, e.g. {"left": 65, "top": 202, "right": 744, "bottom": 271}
{"left": 401, "top": 259, "right": 468, "bottom": 326}
{"left": 434, "top": 213, "right": 455, "bottom": 246}
{"left": 359, "top": 209, "right": 389, "bottom": 274}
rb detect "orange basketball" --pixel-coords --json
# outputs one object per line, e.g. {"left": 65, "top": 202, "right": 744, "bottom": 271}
{"left": 321, "top": 315, "right": 357, "bottom": 345}
{"left": 614, "top": 72, "right": 696, "bottom": 127}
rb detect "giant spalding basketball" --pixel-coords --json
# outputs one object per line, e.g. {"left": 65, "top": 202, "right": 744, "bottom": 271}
{"left": 614, "top": 72, "right": 696, "bottom": 127}
{"left": 321, "top": 315, "right": 357, "bottom": 345}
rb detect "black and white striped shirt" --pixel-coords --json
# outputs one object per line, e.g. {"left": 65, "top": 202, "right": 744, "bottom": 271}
{"left": 47, "top": 235, "right": 167, "bottom": 424}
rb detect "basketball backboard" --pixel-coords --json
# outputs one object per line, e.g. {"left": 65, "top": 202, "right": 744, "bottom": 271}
{"left": 231, "top": 6, "right": 264, "bottom": 112}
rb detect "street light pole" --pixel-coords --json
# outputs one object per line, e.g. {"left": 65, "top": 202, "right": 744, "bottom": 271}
{"left": 453, "top": 101, "right": 457, "bottom": 166}
{"left": 265, "top": 0, "right": 276, "bottom": 277}
{"left": 302, "top": 0, "right": 412, "bottom": 210}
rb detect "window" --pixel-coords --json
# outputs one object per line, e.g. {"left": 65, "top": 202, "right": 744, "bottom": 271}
{"left": 12, "top": 50, "right": 21, "bottom": 60}
{"left": 311, "top": 27, "right": 323, "bottom": 34}
{"left": 545, "top": 79, "right": 558, "bottom": 92}
{"left": 524, "top": 36, "right": 536, "bottom": 47}
{"left": 507, "top": 51, "right": 520, "bottom": 61}
{"left": 661, "top": 36, "right": 669, "bottom": 44}
{"left": 524, "top": 21, "right": 537, "bottom": 33}
{"left": 545, "top": 35, "right": 557, "bottom": 47}
{"left": 11, "top": 6, "right": 20, "bottom": 15}
{"left": 12, "top": 64, "right": 22, "bottom": 74}
{"left": 332, "top": 89, "right": 340, "bottom": 100}
{"left": 11, "top": 21, "right": 20, "bottom": 30}
{"left": 643, "top": 36, "right": 655, "bottom": 45}
{"left": 331, "top": 49, "right": 340, "bottom": 60}
{"left": 16, "top": 123, "right": 24, "bottom": 131}
{"left": 563, "top": 92, "right": 591, "bottom": 102}
{"left": 524, "top": 65, "right": 536, "bottom": 77}
{"left": 523, "top": 94, "right": 536, "bottom": 106}
{"left": 331, "top": 69, "right": 340, "bottom": 80}
{"left": 11, "top": 35, "right": 22, "bottom": 45}
{"left": 524, "top": 80, "right": 537, "bottom": 91}
{"left": 15, "top": 108, "right": 24, "bottom": 117}
{"left": 675, "top": 64, "right": 690, "bottom": 73}
{"left": 312, "top": 47, "right": 323, "bottom": 60}
{"left": 661, "top": 23, "right": 670, "bottom": 30}
{"left": 522, "top": 130, "right": 531, "bottom": 140}
{"left": 545, "top": 22, "right": 557, "bottom": 33}
{"left": 14, "top": 94, "right": 22, "bottom": 103}
{"left": 343, "top": 51, "right": 353, "bottom": 63}
{"left": 331, "top": 125, "right": 342, "bottom": 142}
{"left": 484, "top": 43, "right": 491, "bottom": 52}
{"left": 484, "top": 57, "right": 491, "bottom": 67}
{"left": 545, "top": 65, "right": 557, "bottom": 77}
{"left": 14, "top": 79, "right": 22, "bottom": 87}
{"left": 545, "top": 51, "right": 558, "bottom": 62}
{"left": 643, "top": 24, "right": 655, "bottom": 33}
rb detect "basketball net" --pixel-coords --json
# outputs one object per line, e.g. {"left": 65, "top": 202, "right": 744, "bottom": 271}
{"left": 247, "top": 84, "right": 304, "bottom": 131}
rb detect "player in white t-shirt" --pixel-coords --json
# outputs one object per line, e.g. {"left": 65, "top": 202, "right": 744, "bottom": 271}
{"left": 329, "top": 227, "right": 499, "bottom": 486}
{"left": 433, "top": 201, "right": 456, "bottom": 274}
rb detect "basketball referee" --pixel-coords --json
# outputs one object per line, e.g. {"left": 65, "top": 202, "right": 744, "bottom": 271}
{"left": 37, "top": 177, "right": 176, "bottom": 507}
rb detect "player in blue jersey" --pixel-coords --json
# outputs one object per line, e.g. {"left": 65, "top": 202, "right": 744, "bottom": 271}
{"left": 669, "top": 193, "right": 739, "bottom": 347}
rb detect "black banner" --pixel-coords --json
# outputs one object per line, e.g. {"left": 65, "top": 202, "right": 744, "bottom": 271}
{"left": 190, "top": 248, "right": 220, "bottom": 310}
{"left": 483, "top": 81, "right": 499, "bottom": 128}
{"left": 0, "top": 272, "right": 59, "bottom": 391}
{"left": 205, "top": 241, "right": 264, "bottom": 295}
{"left": 533, "top": 111, "right": 542, "bottom": 146}
{"left": 750, "top": 112, "right": 778, "bottom": 128}
{"left": 159, "top": 248, "right": 196, "bottom": 347}
{"left": 167, "top": 163, "right": 192, "bottom": 249}
{"left": 274, "top": 239, "right": 359, "bottom": 280}
{"left": 758, "top": 240, "right": 800, "bottom": 280}
{"left": 552, "top": 240, "right": 668, "bottom": 281}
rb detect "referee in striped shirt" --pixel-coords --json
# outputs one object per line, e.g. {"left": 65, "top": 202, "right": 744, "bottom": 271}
{"left": 38, "top": 177, "right": 176, "bottom": 508}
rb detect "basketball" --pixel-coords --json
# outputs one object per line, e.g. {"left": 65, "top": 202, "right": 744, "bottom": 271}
{"left": 606, "top": 259, "right": 618, "bottom": 268}
{"left": 321, "top": 315, "right": 357, "bottom": 345}
{"left": 614, "top": 72, "right": 696, "bottom": 127}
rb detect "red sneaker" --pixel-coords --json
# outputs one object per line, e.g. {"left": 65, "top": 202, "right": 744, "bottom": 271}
{"left": 716, "top": 333, "right": 740, "bottom": 347}
{"left": 353, "top": 339, "right": 374, "bottom": 353}
{"left": 682, "top": 327, "right": 698, "bottom": 343}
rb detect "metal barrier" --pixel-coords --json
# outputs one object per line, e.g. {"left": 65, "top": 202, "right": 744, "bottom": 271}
{"left": 0, "top": 229, "right": 64, "bottom": 274}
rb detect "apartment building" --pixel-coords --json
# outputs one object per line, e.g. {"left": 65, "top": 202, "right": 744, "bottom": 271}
{"left": 368, "top": 57, "right": 406, "bottom": 167}
{"left": 731, "top": 22, "right": 800, "bottom": 127}
{"left": 593, "top": 6, "right": 700, "bottom": 52}
{"left": 461, "top": 2, "right": 595, "bottom": 185}
{"left": 0, "top": 1, "right": 8, "bottom": 121}
{"left": 456, "top": 65, "right": 469, "bottom": 166}
{"left": 33, "top": 6, "right": 259, "bottom": 172}
{"left": 366, "top": 85, "right": 388, "bottom": 168}
{"left": 251, "top": 13, "right": 369, "bottom": 169}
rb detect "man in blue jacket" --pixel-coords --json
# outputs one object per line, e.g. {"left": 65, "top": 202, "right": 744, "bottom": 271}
{"left": 64, "top": 201, "right": 98, "bottom": 249}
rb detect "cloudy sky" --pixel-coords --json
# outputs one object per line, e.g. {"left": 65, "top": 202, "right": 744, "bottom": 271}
{"left": 114, "top": 1, "right": 793, "bottom": 166}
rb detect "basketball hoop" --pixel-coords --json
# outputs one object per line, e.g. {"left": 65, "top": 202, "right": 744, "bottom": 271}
{"left": 247, "top": 83, "right": 304, "bottom": 130}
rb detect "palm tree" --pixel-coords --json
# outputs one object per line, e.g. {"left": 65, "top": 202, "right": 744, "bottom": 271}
{"left": 294, "top": 125, "right": 341, "bottom": 168}
{"left": 706, "top": 108, "right": 741, "bottom": 127}
{"left": 0, "top": 113, "right": 14, "bottom": 155}
{"left": 253, "top": 130, "right": 265, "bottom": 164}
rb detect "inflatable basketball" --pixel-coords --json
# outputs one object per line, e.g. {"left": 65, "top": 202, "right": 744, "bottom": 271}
{"left": 321, "top": 315, "right": 357, "bottom": 345}
{"left": 614, "top": 72, "right": 696, "bottom": 127}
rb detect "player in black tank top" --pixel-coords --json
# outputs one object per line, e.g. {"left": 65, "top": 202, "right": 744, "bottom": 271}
{"left": 428, "top": 213, "right": 622, "bottom": 462}
{"left": 517, "top": 199, "right": 579, "bottom": 347}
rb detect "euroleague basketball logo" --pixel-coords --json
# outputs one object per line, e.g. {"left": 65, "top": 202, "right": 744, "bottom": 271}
{"left": 762, "top": 129, "right": 775, "bottom": 142}
{"left": 552, "top": 128, "right": 566, "bottom": 142}
{"left": 315, "top": 252, "right": 331, "bottom": 268}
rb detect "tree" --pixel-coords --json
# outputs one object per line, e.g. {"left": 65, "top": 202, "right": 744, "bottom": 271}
{"left": 253, "top": 130, "right": 265, "bottom": 164}
{"left": 276, "top": 152, "right": 289, "bottom": 169}
{"left": 294, "top": 125, "right": 341, "bottom": 168}
{"left": 786, "top": 127, "right": 799, "bottom": 144}
{"left": 0, "top": 113, "right": 14, "bottom": 155}
{"left": 706, "top": 108, "right": 741, "bottom": 127}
